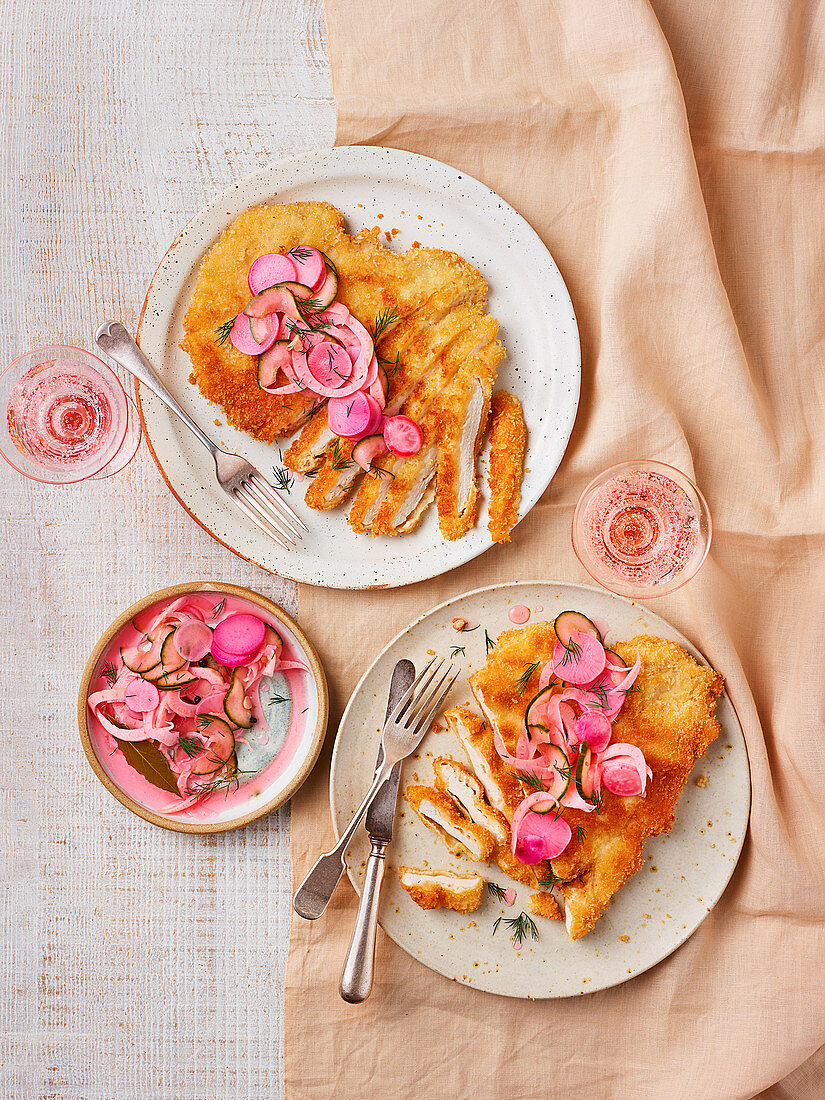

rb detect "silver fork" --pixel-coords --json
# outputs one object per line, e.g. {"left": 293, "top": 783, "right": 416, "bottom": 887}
{"left": 95, "top": 321, "right": 307, "bottom": 551}
{"left": 293, "top": 657, "right": 460, "bottom": 920}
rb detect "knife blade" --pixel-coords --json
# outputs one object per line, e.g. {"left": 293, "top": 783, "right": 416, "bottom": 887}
{"left": 365, "top": 659, "right": 415, "bottom": 841}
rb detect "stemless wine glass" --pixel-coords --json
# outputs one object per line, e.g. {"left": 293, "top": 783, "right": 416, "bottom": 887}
{"left": 572, "top": 460, "right": 712, "bottom": 598}
{"left": 0, "top": 346, "right": 141, "bottom": 484}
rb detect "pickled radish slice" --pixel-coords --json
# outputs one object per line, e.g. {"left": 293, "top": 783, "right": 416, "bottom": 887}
{"left": 504, "top": 888, "right": 517, "bottom": 906}
{"left": 123, "top": 678, "right": 160, "bottom": 713}
{"left": 575, "top": 711, "right": 612, "bottom": 752}
{"left": 248, "top": 253, "right": 297, "bottom": 295}
{"left": 174, "top": 621, "right": 213, "bottom": 661}
{"left": 229, "top": 314, "right": 275, "bottom": 356}
{"left": 383, "top": 415, "right": 423, "bottom": 457}
{"left": 288, "top": 247, "right": 325, "bottom": 290}
{"left": 550, "top": 630, "right": 606, "bottom": 685}
{"left": 212, "top": 614, "right": 266, "bottom": 661}
{"left": 513, "top": 810, "right": 572, "bottom": 863}
{"left": 307, "top": 342, "right": 353, "bottom": 389}
{"left": 327, "top": 392, "right": 384, "bottom": 439}
{"left": 601, "top": 762, "right": 645, "bottom": 797}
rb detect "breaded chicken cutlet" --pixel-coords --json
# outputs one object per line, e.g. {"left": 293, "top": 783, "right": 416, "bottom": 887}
{"left": 468, "top": 626, "right": 723, "bottom": 938}
{"left": 180, "top": 200, "right": 525, "bottom": 540}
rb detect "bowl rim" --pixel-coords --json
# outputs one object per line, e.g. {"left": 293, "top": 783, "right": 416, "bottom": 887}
{"left": 76, "top": 581, "right": 329, "bottom": 833}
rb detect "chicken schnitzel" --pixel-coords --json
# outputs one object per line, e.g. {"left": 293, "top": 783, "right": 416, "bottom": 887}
{"left": 180, "top": 200, "right": 524, "bottom": 540}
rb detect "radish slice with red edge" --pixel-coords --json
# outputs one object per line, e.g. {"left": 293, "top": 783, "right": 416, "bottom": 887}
{"left": 307, "top": 342, "right": 353, "bottom": 390}
{"left": 212, "top": 614, "right": 266, "bottom": 662}
{"left": 550, "top": 630, "right": 606, "bottom": 685}
{"left": 248, "top": 253, "right": 297, "bottom": 296}
{"left": 173, "top": 620, "right": 213, "bottom": 662}
{"left": 574, "top": 711, "right": 612, "bottom": 752}
{"left": 288, "top": 247, "right": 325, "bottom": 290}
{"left": 327, "top": 392, "right": 384, "bottom": 440}
{"left": 229, "top": 314, "right": 276, "bottom": 356}
{"left": 123, "top": 679, "right": 161, "bottom": 714}
{"left": 511, "top": 796, "right": 573, "bottom": 862}
{"left": 601, "top": 762, "right": 645, "bottom": 797}
{"left": 383, "top": 415, "right": 423, "bottom": 457}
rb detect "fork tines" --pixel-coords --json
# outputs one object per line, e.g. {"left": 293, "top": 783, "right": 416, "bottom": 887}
{"left": 390, "top": 657, "right": 461, "bottom": 737}
{"left": 230, "top": 471, "right": 307, "bottom": 551}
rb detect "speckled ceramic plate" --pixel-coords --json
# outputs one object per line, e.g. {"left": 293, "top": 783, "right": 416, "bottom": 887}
{"left": 136, "top": 146, "right": 580, "bottom": 588}
{"left": 330, "top": 581, "right": 750, "bottom": 998}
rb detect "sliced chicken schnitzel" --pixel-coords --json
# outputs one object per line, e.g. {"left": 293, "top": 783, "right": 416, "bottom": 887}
{"left": 180, "top": 200, "right": 520, "bottom": 540}
{"left": 468, "top": 624, "right": 723, "bottom": 938}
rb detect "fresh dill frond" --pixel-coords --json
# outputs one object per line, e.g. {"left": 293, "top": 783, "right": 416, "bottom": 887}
{"left": 587, "top": 684, "right": 611, "bottom": 711}
{"left": 538, "top": 867, "right": 563, "bottom": 890}
{"left": 188, "top": 767, "right": 255, "bottom": 803}
{"left": 289, "top": 246, "right": 313, "bottom": 261}
{"left": 100, "top": 661, "right": 118, "bottom": 687}
{"left": 557, "top": 636, "right": 582, "bottom": 668}
{"left": 378, "top": 352, "right": 401, "bottom": 376}
{"left": 486, "top": 881, "right": 508, "bottom": 903}
{"left": 370, "top": 307, "right": 399, "bottom": 344}
{"left": 370, "top": 467, "right": 395, "bottom": 480}
{"left": 514, "top": 769, "right": 545, "bottom": 793}
{"left": 484, "top": 630, "right": 496, "bottom": 654}
{"left": 272, "top": 465, "right": 294, "bottom": 494}
{"left": 574, "top": 824, "right": 587, "bottom": 843}
{"left": 178, "top": 735, "right": 203, "bottom": 759}
{"left": 210, "top": 598, "right": 226, "bottom": 620}
{"left": 449, "top": 645, "right": 466, "bottom": 659}
{"left": 515, "top": 660, "right": 541, "bottom": 695}
{"left": 329, "top": 438, "right": 353, "bottom": 471}
{"left": 492, "top": 911, "right": 539, "bottom": 947}
{"left": 215, "top": 317, "right": 235, "bottom": 346}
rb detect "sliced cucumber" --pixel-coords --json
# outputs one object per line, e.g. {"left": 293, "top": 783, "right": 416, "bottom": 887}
{"left": 159, "top": 629, "right": 187, "bottom": 675}
{"left": 249, "top": 314, "right": 274, "bottom": 344}
{"left": 352, "top": 434, "right": 389, "bottom": 472}
{"left": 575, "top": 745, "right": 594, "bottom": 801}
{"left": 120, "top": 625, "right": 173, "bottom": 674}
{"left": 190, "top": 715, "right": 236, "bottom": 775}
{"left": 314, "top": 254, "right": 339, "bottom": 309}
{"left": 257, "top": 341, "right": 292, "bottom": 389}
{"left": 223, "top": 668, "right": 253, "bottom": 729}
{"left": 243, "top": 286, "right": 302, "bottom": 321}
{"left": 603, "top": 649, "right": 628, "bottom": 689}
{"left": 524, "top": 685, "right": 557, "bottom": 728}
{"left": 263, "top": 624, "right": 283, "bottom": 652}
{"left": 155, "top": 668, "right": 199, "bottom": 691}
{"left": 377, "top": 363, "right": 389, "bottom": 402}
{"left": 553, "top": 610, "right": 603, "bottom": 646}
{"left": 523, "top": 745, "right": 570, "bottom": 812}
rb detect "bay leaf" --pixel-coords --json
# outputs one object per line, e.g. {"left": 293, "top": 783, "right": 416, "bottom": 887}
{"left": 115, "top": 738, "right": 181, "bottom": 795}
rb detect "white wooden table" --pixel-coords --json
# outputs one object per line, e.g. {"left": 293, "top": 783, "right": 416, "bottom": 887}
{"left": 1, "top": 3, "right": 333, "bottom": 1095}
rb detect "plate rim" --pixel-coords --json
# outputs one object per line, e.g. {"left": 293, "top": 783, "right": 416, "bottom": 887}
{"left": 329, "top": 578, "right": 752, "bottom": 998}
{"left": 135, "top": 144, "right": 582, "bottom": 589}
{"left": 77, "top": 581, "right": 329, "bottom": 834}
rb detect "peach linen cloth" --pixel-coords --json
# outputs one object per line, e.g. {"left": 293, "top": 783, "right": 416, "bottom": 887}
{"left": 286, "top": 1, "right": 825, "bottom": 1096}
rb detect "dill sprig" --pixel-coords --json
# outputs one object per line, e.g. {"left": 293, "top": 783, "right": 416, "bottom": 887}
{"left": 515, "top": 660, "right": 541, "bottom": 695}
{"left": 587, "top": 684, "right": 611, "bottom": 711}
{"left": 272, "top": 465, "right": 294, "bottom": 494}
{"left": 574, "top": 824, "right": 587, "bottom": 844}
{"left": 329, "top": 438, "right": 353, "bottom": 471}
{"left": 449, "top": 645, "right": 466, "bottom": 659}
{"left": 289, "top": 246, "right": 313, "bottom": 261}
{"left": 370, "top": 307, "right": 399, "bottom": 345}
{"left": 554, "top": 758, "right": 572, "bottom": 783}
{"left": 492, "top": 911, "right": 539, "bottom": 948}
{"left": 215, "top": 317, "right": 235, "bottom": 346}
{"left": 514, "top": 769, "right": 545, "bottom": 793}
{"left": 486, "top": 882, "right": 508, "bottom": 903}
{"left": 538, "top": 867, "right": 563, "bottom": 890}
{"left": 100, "top": 661, "right": 118, "bottom": 687}
{"left": 178, "top": 735, "right": 203, "bottom": 759}
{"left": 378, "top": 351, "right": 401, "bottom": 376}
{"left": 188, "top": 767, "right": 254, "bottom": 803}
{"left": 210, "top": 598, "right": 226, "bottom": 620}
{"left": 484, "top": 630, "right": 496, "bottom": 654}
{"left": 370, "top": 467, "right": 395, "bottom": 480}
{"left": 557, "top": 636, "right": 582, "bottom": 668}
{"left": 265, "top": 693, "right": 289, "bottom": 706}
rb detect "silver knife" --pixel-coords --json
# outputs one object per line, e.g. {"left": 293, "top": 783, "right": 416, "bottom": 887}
{"left": 339, "top": 659, "right": 415, "bottom": 1003}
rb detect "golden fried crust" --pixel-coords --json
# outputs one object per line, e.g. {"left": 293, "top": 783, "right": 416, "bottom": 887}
{"left": 398, "top": 868, "right": 484, "bottom": 913}
{"left": 405, "top": 785, "right": 496, "bottom": 862}
{"left": 468, "top": 622, "right": 558, "bottom": 754}
{"left": 487, "top": 391, "right": 526, "bottom": 543}
{"left": 528, "top": 893, "right": 563, "bottom": 921}
{"left": 552, "top": 635, "right": 723, "bottom": 938}
{"left": 181, "top": 200, "right": 490, "bottom": 444}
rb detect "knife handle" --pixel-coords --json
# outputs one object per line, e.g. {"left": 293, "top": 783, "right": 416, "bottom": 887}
{"left": 339, "top": 841, "right": 387, "bottom": 1003}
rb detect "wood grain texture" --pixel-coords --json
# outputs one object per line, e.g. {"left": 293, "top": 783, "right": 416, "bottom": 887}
{"left": 0, "top": 1, "right": 334, "bottom": 1096}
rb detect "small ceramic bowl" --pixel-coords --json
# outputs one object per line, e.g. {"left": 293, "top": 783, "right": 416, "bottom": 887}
{"left": 77, "top": 582, "right": 328, "bottom": 833}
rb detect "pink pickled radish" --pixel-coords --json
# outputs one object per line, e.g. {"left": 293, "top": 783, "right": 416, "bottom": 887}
{"left": 123, "top": 678, "right": 160, "bottom": 713}
{"left": 288, "top": 247, "right": 325, "bottom": 290}
{"left": 575, "top": 711, "right": 612, "bottom": 752}
{"left": 383, "top": 415, "right": 423, "bottom": 457}
{"left": 212, "top": 614, "right": 266, "bottom": 661}
{"left": 513, "top": 809, "right": 572, "bottom": 863}
{"left": 229, "top": 314, "right": 276, "bottom": 356}
{"left": 353, "top": 435, "right": 389, "bottom": 471}
{"left": 174, "top": 620, "right": 213, "bottom": 661}
{"left": 504, "top": 888, "right": 517, "bottom": 906}
{"left": 327, "top": 392, "right": 384, "bottom": 439}
{"left": 550, "top": 630, "right": 607, "bottom": 685}
{"left": 307, "top": 342, "right": 353, "bottom": 389}
{"left": 598, "top": 742, "right": 650, "bottom": 795}
{"left": 601, "top": 762, "right": 645, "bottom": 797}
{"left": 248, "top": 253, "right": 297, "bottom": 295}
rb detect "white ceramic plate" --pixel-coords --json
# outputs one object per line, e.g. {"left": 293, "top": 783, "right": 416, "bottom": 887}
{"left": 136, "top": 147, "right": 580, "bottom": 588}
{"left": 330, "top": 582, "right": 751, "bottom": 998}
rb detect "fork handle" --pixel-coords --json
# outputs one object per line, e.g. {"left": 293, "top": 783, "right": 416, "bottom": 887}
{"left": 339, "top": 839, "right": 386, "bottom": 1003}
{"left": 95, "top": 321, "right": 218, "bottom": 457}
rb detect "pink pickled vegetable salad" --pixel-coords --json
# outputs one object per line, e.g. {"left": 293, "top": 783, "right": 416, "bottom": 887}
{"left": 88, "top": 594, "right": 308, "bottom": 814}
{"left": 220, "top": 247, "right": 423, "bottom": 469}
{"left": 497, "top": 620, "right": 652, "bottom": 865}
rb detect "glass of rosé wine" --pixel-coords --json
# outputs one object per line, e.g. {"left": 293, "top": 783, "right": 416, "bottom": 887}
{"left": 0, "top": 346, "right": 141, "bottom": 484}
{"left": 572, "top": 460, "right": 712, "bottom": 599}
